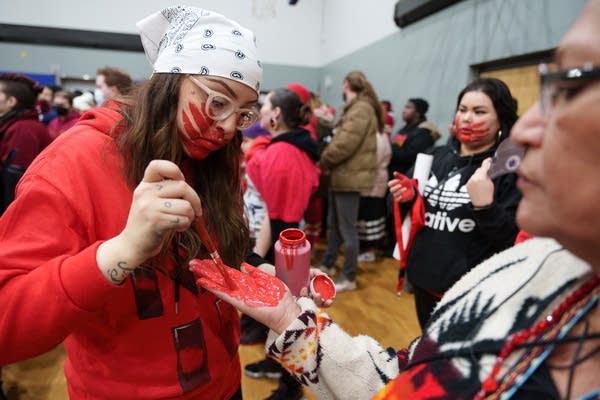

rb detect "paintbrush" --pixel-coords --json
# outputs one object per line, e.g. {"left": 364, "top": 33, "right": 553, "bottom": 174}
{"left": 194, "top": 215, "right": 235, "bottom": 289}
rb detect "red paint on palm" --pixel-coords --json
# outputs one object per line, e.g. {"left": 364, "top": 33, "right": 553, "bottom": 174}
{"left": 393, "top": 171, "right": 415, "bottom": 202}
{"left": 190, "top": 260, "right": 285, "bottom": 307}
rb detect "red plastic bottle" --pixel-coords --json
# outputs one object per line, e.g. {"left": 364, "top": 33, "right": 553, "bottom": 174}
{"left": 274, "top": 228, "right": 311, "bottom": 296}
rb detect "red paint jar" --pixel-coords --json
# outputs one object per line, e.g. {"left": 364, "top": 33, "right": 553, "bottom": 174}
{"left": 274, "top": 228, "right": 311, "bottom": 296}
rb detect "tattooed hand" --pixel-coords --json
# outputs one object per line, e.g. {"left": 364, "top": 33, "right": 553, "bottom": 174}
{"left": 125, "top": 160, "right": 202, "bottom": 256}
{"left": 96, "top": 160, "right": 202, "bottom": 284}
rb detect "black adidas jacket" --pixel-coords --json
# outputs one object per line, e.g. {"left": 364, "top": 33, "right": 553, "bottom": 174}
{"left": 407, "top": 138, "right": 521, "bottom": 293}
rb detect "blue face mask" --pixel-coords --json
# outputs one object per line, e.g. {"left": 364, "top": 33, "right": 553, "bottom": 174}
{"left": 94, "top": 88, "right": 104, "bottom": 106}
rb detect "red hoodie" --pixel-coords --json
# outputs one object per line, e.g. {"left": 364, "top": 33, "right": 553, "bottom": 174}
{"left": 0, "top": 106, "right": 241, "bottom": 399}
{"left": 246, "top": 130, "right": 319, "bottom": 223}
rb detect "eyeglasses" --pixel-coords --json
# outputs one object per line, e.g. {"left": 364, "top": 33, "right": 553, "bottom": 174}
{"left": 539, "top": 62, "right": 600, "bottom": 114}
{"left": 187, "top": 75, "right": 259, "bottom": 129}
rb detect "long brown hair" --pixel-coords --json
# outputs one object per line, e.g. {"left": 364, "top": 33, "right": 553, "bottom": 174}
{"left": 116, "top": 73, "right": 248, "bottom": 268}
{"left": 344, "top": 70, "right": 384, "bottom": 132}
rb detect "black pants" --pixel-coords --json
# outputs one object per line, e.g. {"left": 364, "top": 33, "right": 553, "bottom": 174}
{"left": 412, "top": 285, "right": 441, "bottom": 331}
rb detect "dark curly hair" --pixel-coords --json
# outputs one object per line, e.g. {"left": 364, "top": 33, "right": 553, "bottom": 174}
{"left": 456, "top": 77, "right": 518, "bottom": 141}
{"left": 0, "top": 73, "right": 43, "bottom": 110}
{"left": 268, "top": 88, "right": 312, "bottom": 129}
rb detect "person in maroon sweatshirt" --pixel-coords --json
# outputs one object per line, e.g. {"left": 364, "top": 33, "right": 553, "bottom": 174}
{"left": 0, "top": 6, "right": 264, "bottom": 399}
{"left": 0, "top": 73, "right": 51, "bottom": 213}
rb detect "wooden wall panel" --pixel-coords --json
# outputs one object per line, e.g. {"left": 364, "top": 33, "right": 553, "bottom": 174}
{"left": 479, "top": 62, "right": 556, "bottom": 117}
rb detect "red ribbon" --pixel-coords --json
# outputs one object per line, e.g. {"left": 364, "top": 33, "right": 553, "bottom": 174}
{"left": 393, "top": 178, "right": 425, "bottom": 292}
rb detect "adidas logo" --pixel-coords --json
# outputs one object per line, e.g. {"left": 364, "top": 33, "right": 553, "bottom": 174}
{"left": 425, "top": 211, "right": 476, "bottom": 233}
{"left": 424, "top": 173, "right": 470, "bottom": 211}
{"left": 423, "top": 172, "right": 476, "bottom": 233}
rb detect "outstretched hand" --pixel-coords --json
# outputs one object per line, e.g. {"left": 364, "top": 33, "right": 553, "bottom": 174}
{"left": 190, "top": 260, "right": 302, "bottom": 334}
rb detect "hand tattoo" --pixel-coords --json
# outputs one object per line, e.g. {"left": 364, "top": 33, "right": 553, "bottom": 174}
{"left": 107, "top": 261, "right": 135, "bottom": 283}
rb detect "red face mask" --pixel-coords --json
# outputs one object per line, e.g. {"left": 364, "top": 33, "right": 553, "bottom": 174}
{"left": 179, "top": 101, "right": 230, "bottom": 160}
{"left": 451, "top": 116, "right": 491, "bottom": 143}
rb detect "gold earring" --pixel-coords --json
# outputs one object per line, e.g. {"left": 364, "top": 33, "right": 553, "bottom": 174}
{"left": 270, "top": 117, "right": 278, "bottom": 130}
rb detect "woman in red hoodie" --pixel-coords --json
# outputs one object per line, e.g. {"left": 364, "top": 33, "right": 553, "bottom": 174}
{"left": 0, "top": 6, "right": 263, "bottom": 399}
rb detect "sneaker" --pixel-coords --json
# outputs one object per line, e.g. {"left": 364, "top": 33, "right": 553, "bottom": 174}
{"left": 244, "top": 358, "right": 282, "bottom": 380}
{"left": 334, "top": 277, "right": 357, "bottom": 292}
{"left": 316, "top": 264, "right": 336, "bottom": 276}
{"left": 264, "top": 383, "right": 306, "bottom": 400}
{"left": 357, "top": 251, "right": 376, "bottom": 262}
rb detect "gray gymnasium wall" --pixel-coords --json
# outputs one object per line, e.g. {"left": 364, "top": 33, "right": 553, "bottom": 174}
{"left": 0, "top": 42, "right": 152, "bottom": 82}
{"left": 318, "top": 0, "right": 587, "bottom": 139}
{"left": 0, "top": 0, "right": 586, "bottom": 136}
{"left": 261, "top": 64, "right": 320, "bottom": 94}
{"left": 0, "top": 42, "right": 320, "bottom": 94}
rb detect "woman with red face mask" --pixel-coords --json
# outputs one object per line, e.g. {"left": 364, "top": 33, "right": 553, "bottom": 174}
{"left": 389, "top": 77, "right": 522, "bottom": 330}
{"left": 0, "top": 6, "right": 264, "bottom": 400}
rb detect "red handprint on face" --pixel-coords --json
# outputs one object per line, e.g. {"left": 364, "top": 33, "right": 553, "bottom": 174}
{"left": 179, "top": 101, "right": 227, "bottom": 160}
{"left": 454, "top": 117, "right": 490, "bottom": 143}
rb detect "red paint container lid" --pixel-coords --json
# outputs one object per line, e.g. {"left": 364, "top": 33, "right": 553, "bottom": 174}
{"left": 309, "top": 274, "right": 336, "bottom": 301}
{"left": 279, "top": 228, "right": 306, "bottom": 247}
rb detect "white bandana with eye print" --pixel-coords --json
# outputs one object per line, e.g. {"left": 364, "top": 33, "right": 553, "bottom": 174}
{"left": 137, "top": 5, "right": 263, "bottom": 94}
